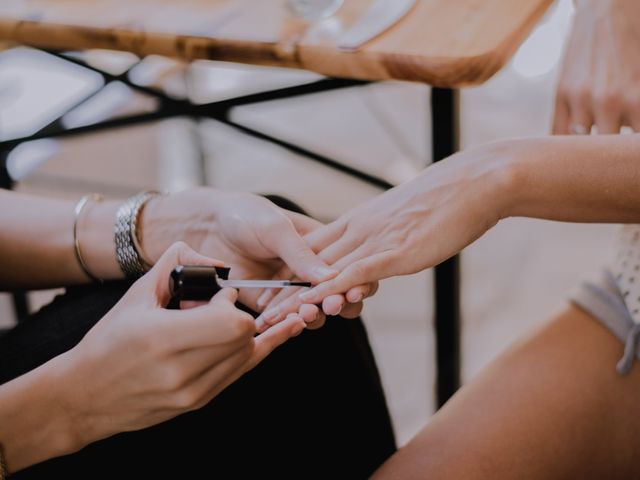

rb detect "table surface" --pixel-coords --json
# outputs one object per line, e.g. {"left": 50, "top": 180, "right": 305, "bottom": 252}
{"left": 0, "top": 0, "right": 552, "bottom": 87}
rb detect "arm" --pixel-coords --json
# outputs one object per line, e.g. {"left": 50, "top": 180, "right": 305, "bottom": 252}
{"left": 0, "top": 188, "right": 368, "bottom": 322}
{"left": 553, "top": 0, "right": 640, "bottom": 134}
{"left": 262, "top": 134, "right": 640, "bottom": 322}
{"left": 0, "top": 243, "right": 307, "bottom": 473}
{"left": 0, "top": 190, "right": 121, "bottom": 289}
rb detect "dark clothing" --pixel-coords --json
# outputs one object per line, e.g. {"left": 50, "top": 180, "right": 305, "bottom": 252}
{"left": 0, "top": 196, "right": 396, "bottom": 479}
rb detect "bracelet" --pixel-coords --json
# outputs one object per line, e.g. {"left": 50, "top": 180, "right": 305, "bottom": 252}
{"left": 114, "top": 191, "right": 160, "bottom": 278}
{"left": 0, "top": 441, "right": 8, "bottom": 479}
{"left": 73, "top": 194, "right": 104, "bottom": 283}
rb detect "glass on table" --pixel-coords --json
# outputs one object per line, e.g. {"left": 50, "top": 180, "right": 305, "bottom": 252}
{"left": 286, "top": 0, "right": 344, "bottom": 21}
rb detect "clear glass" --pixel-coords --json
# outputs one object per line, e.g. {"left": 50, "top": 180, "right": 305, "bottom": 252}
{"left": 286, "top": 0, "right": 344, "bottom": 21}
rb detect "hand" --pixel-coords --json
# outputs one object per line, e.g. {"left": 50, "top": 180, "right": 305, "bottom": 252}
{"left": 553, "top": 0, "right": 640, "bottom": 135}
{"left": 53, "top": 242, "right": 307, "bottom": 455}
{"left": 259, "top": 142, "right": 515, "bottom": 323}
{"left": 141, "top": 188, "right": 371, "bottom": 325}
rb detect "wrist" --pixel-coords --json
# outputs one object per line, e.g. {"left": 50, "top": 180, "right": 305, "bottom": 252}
{"left": 449, "top": 139, "right": 525, "bottom": 223}
{"left": 494, "top": 137, "right": 559, "bottom": 220}
{"left": 80, "top": 199, "right": 122, "bottom": 281}
{"left": 0, "top": 356, "right": 81, "bottom": 472}
{"left": 141, "top": 188, "right": 223, "bottom": 264}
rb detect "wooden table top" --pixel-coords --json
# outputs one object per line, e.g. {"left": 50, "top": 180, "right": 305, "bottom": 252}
{"left": 0, "top": 0, "right": 553, "bottom": 87}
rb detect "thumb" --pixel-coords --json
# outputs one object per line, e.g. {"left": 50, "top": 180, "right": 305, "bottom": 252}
{"left": 271, "top": 222, "right": 338, "bottom": 284}
{"left": 140, "top": 241, "right": 224, "bottom": 306}
{"left": 210, "top": 287, "right": 239, "bottom": 306}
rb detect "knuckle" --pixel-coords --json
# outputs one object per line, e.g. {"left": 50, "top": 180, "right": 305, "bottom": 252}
{"left": 171, "top": 386, "right": 200, "bottom": 410}
{"left": 231, "top": 313, "right": 257, "bottom": 340}
{"left": 594, "top": 90, "right": 621, "bottom": 111}
{"left": 134, "top": 330, "right": 164, "bottom": 356}
{"left": 573, "top": 86, "right": 592, "bottom": 105}
{"left": 167, "top": 241, "right": 189, "bottom": 255}
{"left": 625, "top": 96, "right": 640, "bottom": 112}
{"left": 349, "top": 262, "right": 370, "bottom": 280}
{"left": 239, "top": 342, "right": 255, "bottom": 361}
{"left": 556, "top": 85, "right": 571, "bottom": 101}
{"left": 161, "top": 363, "right": 188, "bottom": 392}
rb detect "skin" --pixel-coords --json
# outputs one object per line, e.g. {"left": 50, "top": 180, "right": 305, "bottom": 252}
{"left": 0, "top": 188, "right": 374, "bottom": 325}
{"left": 0, "top": 243, "right": 307, "bottom": 473}
{"left": 254, "top": 133, "right": 640, "bottom": 477}
{"left": 261, "top": 134, "right": 640, "bottom": 323}
{"left": 554, "top": 0, "right": 640, "bottom": 134}
{"left": 0, "top": 187, "right": 377, "bottom": 473}
{"left": 373, "top": 305, "right": 640, "bottom": 479}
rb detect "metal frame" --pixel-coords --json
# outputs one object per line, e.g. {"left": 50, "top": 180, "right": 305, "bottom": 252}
{"left": 431, "top": 88, "right": 461, "bottom": 407}
{"left": 0, "top": 50, "right": 460, "bottom": 408}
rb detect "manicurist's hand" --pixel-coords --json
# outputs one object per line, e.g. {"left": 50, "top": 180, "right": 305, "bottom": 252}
{"left": 0, "top": 242, "right": 307, "bottom": 473}
{"left": 553, "top": 0, "right": 640, "bottom": 135}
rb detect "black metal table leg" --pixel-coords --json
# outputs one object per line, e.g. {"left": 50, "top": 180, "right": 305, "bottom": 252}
{"left": 431, "top": 87, "right": 461, "bottom": 408}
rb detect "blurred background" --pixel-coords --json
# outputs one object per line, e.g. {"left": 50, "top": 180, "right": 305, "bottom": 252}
{"left": 0, "top": 0, "right": 617, "bottom": 445}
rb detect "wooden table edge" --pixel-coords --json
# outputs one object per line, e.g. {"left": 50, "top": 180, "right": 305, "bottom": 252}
{"left": 0, "top": 0, "right": 553, "bottom": 87}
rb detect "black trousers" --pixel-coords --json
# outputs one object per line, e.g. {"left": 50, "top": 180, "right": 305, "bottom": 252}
{"left": 0, "top": 197, "right": 396, "bottom": 479}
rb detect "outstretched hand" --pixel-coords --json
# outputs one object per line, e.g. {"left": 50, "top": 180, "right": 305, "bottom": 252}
{"left": 258, "top": 143, "right": 513, "bottom": 328}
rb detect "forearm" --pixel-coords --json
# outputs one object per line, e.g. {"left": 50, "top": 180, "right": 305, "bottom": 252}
{"left": 500, "top": 134, "right": 640, "bottom": 223}
{"left": 0, "top": 355, "right": 79, "bottom": 473}
{"left": 0, "top": 190, "right": 122, "bottom": 289}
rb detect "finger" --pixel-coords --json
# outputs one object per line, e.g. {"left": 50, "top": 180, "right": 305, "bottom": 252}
{"left": 552, "top": 94, "right": 571, "bottom": 135}
{"left": 299, "top": 252, "right": 396, "bottom": 305}
{"left": 164, "top": 339, "right": 250, "bottom": 391}
{"left": 345, "top": 282, "right": 376, "bottom": 304}
{"left": 180, "top": 300, "right": 208, "bottom": 310}
{"left": 260, "top": 286, "right": 304, "bottom": 323}
{"left": 338, "top": 301, "right": 364, "bottom": 319}
{"left": 314, "top": 235, "right": 362, "bottom": 267}
{"left": 171, "top": 293, "right": 256, "bottom": 349}
{"left": 322, "top": 295, "right": 346, "bottom": 316}
{"left": 298, "top": 303, "right": 321, "bottom": 325}
{"left": 247, "top": 313, "right": 306, "bottom": 370}
{"left": 268, "top": 220, "right": 338, "bottom": 284}
{"left": 624, "top": 105, "right": 640, "bottom": 133}
{"left": 256, "top": 265, "right": 293, "bottom": 310}
{"left": 259, "top": 244, "right": 380, "bottom": 325}
{"left": 567, "top": 91, "right": 594, "bottom": 136}
{"left": 285, "top": 210, "right": 325, "bottom": 237}
{"left": 593, "top": 92, "right": 622, "bottom": 134}
{"left": 256, "top": 289, "right": 277, "bottom": 312}
{"left": 303, "top": 219, "right": 348, "bottom": 255}
{"left": 210, "top": 287, "right": 239, "bottom": 306}
{"left": 304, "top": 313, "right": 327, "bottom": 330}
{"left": 139, "top": 241, "right": 223, "bottom": 307}
{"left": 171, "top": 345, "right": 254, "bottom": 412}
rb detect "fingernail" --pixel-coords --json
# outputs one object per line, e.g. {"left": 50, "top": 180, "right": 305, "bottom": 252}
{"left": 329, "top": 302, "right": 344, "bottom": 317}
{"left": 312, "top": 266, "right": 337, "bottom": 280}
{"left": 299, "top": 289, "right": 317, "bottom": 302}
{"left": 351, "top": 292, "right": 364, "bottom": 303}
{"left": 262, "top": 307, "right": 280, "bottom": 324}
{"left": 256, "top": 291, "right": 271, "bottom": 308}
{"left": 255, "top": 317, "right": 265, "bottom": 330}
